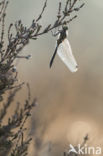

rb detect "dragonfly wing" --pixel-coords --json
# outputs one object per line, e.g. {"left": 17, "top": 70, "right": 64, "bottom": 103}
{"left": 57, "top": 38, "right": 78, "bottom": 72}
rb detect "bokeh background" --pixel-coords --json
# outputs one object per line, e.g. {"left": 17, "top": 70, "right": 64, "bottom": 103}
{"left": 5, "top": 0, "right": 103, "bottom": 155}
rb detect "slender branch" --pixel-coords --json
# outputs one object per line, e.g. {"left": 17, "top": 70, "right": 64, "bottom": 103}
{"left": 36, "top": 0, "right": 47, "bottom": 22}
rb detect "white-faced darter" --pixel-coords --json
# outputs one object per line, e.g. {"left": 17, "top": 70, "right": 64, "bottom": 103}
{"left": 50, "top": 25, "right": 78, "bottom": 72}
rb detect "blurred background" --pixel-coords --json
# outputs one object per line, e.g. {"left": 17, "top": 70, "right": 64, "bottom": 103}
{"left": 5, "top": 0, "right": 103, "bottom": 155}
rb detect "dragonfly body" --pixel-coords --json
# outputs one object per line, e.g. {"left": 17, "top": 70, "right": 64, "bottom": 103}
{"left": 50, "top": 26, "right": 78, "bottom": 72}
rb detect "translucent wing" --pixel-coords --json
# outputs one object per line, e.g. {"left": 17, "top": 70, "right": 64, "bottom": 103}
{"left": 57, "top": 38, "right": 78, "bottom": 72}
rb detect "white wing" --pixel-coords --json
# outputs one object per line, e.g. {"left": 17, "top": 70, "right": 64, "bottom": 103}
{"left": 57, "top": 38, "right": 78, "bottom": 72}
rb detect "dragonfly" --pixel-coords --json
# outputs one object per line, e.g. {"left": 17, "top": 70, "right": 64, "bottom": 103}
{"left": 50, "top": 26, "right": 78, "bottom": 72}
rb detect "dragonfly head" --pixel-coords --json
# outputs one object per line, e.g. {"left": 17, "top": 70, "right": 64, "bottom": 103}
{"left": 62, "top": 25, "right": 68, "bottom": 37}
{"left": 62, "top": 25, "right": 68, "bottom": 31}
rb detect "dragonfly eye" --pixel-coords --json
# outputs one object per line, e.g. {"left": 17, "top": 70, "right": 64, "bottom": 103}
{"left": 63, "top": 25, "right": 68, "bottom": 31}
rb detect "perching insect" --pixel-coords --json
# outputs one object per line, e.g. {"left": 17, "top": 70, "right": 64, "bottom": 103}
{"left": 50, "top": 26, "right": 78, "bottom": 72}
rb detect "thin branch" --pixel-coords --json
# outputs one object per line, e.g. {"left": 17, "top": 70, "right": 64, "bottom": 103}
{"left": 36, "top": 0, "right": 47, "bottom": 22}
